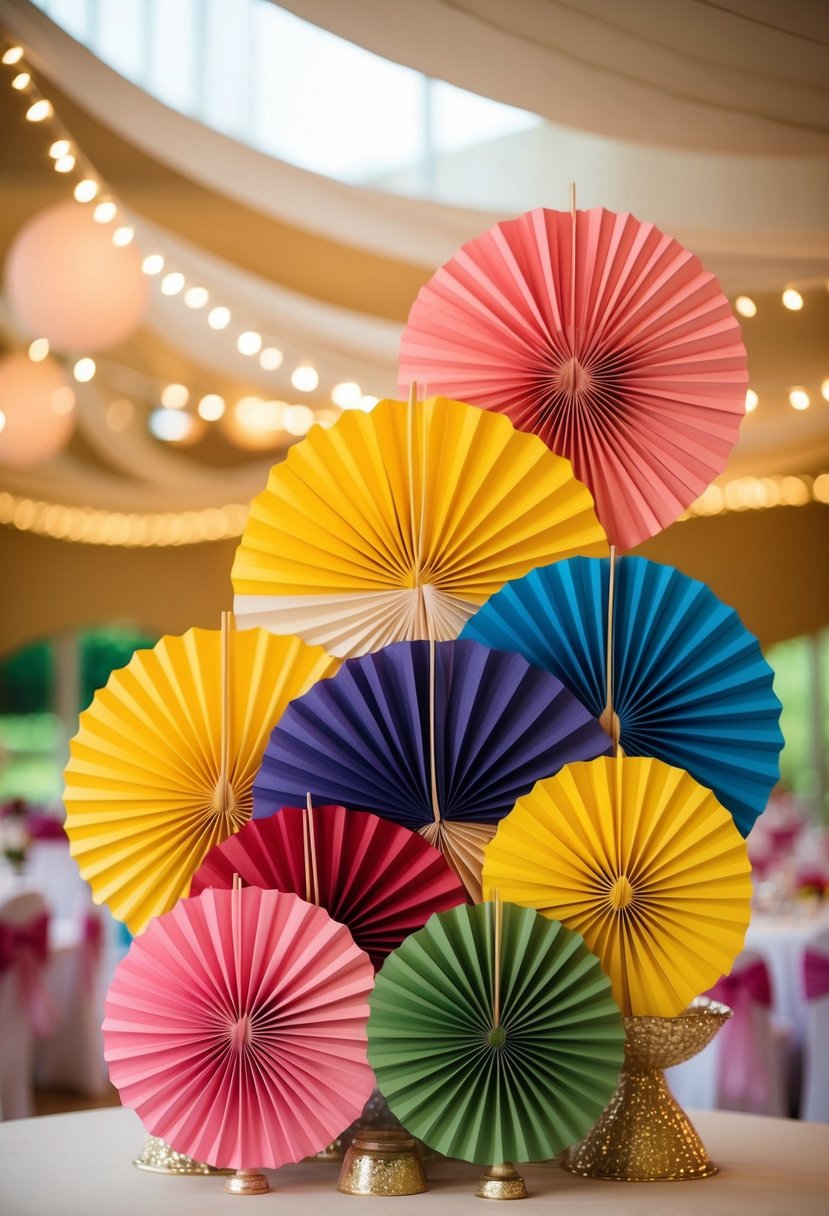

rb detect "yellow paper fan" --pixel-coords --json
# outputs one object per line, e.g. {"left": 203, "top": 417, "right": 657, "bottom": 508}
{"left": 482, "top": 755, "right": 752, "bottom": 1016}
{"left": 64, "top": 624, "right": 338, "bottom": 934}
{"left": 231, "top": 394, "right": 607, "bottom": 658}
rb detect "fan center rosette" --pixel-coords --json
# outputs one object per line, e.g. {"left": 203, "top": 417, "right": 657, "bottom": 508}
{"left": 252, "top": 638, "right": 611, "bottom": 901}
{"left": 63, "top": 625, "right": 338, "bottom": 935}
{"left": 482, "top": 754, "right": 753, "bottom": 1017}
{"left": 461, "top": 554, "right": 784, "bottom": 837}
{"left": 366, "top": 901, "right": 625, "bottom": 1165}
{"left": 103, "top": 885, "right": 375, "bottom": 1170}
{"left": 398, "top": 206, "right": 748, "bottom": 551}
{"left": 231, "top": 393, "right": 607, "bottom": 658}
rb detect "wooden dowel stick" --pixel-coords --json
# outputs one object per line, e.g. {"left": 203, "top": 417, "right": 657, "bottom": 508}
{"left": 493, "top": 891, "right": 502, "bottom": 1030}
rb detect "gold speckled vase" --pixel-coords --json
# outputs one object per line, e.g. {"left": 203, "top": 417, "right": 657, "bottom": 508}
{"left": 564, "top": 997, "right": 731, "bottom": 1182}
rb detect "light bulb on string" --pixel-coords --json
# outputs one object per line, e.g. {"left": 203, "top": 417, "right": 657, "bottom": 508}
{"left": 160, "top": 272, "right": 185, "bottom": 296}
{"left": 73, "top": 178, "right": 98, "bottom": 203}
{"left": 782, "top": 289, "right": 804, "bottom": 311}
{"left": 49, "top": 139, "right": 70, "bottom": 158}
{"left": 291, "top": 365, "right": 318, "bottom": 393}
{"left": 259, "top": 346, "right": 283, "bottom": 371}
{"left": 73, "top": 357, "right": 96, "bottom": 383}
{"left": 142, "top": 253, "right": 164, "bottom": 276}
{"left": 112, "top": 226, "right": 134, "bottom": 247}
{"left": 2, "top": 47, "right": 24, "bottom": 65}
{"left": 11, "top": 72, "right": 30, "bottom": 90}
{"left": 94, "top": 201, "right": 117, "bottom": 224}
{"left": 184, "top": 287, "right": 208, "bottom": 309}
{"left": 208, "top": 306, "right": 231, "bottom": 330}
{"left": 54, "top": 154, "right": 75, "bottom": 174}
{"left": 26, "top": 99, "right": 53, "bottom": 122}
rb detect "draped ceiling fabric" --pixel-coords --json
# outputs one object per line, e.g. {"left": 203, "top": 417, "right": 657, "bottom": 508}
{"left": 0, "top": 0, "right": 827, "bottom": 650}
{"left": 277, "top": 0, "right": 829, "bottom": 155}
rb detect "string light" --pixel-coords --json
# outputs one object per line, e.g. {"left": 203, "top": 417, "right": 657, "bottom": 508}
{"left": 25, "top": 98, "right": 52, "bottom": 121}
{"left": 782, "top": 288, "right": 804, "bottom": 311}
{"left": 331, "top": 381, "right": 362, "bottom": 409}
{"left": 160, "top": 271, "right": 185, "bottom": 296}
{"left": 283, "top": 404, "right": 314, "bottom": 435}
{"left": 94, "top": 200, "right": 117, "bottom": 224}
{"left": 0, "top": 491, "right": 250, "bottom": 547}
{"left": 73, "top": 178, "right": 98, "bottom": 202}
{"left": 160, "top": 383, "right": 189, "bottom": 410}
{"left": 291, "top": 365, "right": 319, "bottom": 392}
{"left": 141, "top": 253, "right": 164, "bottom": 275}
{"left": 734, "top": 296, "right": 756, "bottom": 319}
{"left": 821, "top": 379, "right": 829, "bottom": 402}
{"left": 745, "top": 389, "right": 758, "bottom": 413}
{"left": 1, "top": 43, "right": 374, "bottom": 448}
{"left": 197, "top": 393, "right": 225, "bottom": 421}
{"left": 73, "top": 357, "right": 96, "bottom": 383}
{"left": 237, "top": 330, "right": 262, "bottom": 356}
{"left": 259, "top": 346, "right": 283, "bottom": 371}
{"left": 789, "top": 387, "right": 810, "bottom": 410}
{"left": 207, "top": 306, "right": 231, "bottom": 330}
{"left": 28, "top": 338, "right": 49, "bottom": 363}
{"left": 184, "top": 286, "right": 209, "bottom": 309}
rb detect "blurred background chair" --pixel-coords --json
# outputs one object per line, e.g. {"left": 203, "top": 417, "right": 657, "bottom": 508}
{"left": 800, "top": 929, "right": 829, "bottom": 1122}
{"left": 0, "top": 890, "right": 52, "bottom": 1119}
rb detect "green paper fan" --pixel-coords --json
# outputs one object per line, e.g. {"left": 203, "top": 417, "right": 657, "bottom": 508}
{"left": 367, "top": 902, "right": 624, "bottom": 1164}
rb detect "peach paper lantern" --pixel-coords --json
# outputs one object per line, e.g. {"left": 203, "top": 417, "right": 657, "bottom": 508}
{"left": 0, "top": 353, "right": 76, "bottom": 466}
{"left": 4, "top": 201, "right": 149, "bottom": 352}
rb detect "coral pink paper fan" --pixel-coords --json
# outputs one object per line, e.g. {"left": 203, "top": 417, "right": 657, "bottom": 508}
{"left": 399, "top": 206, "right": 747, "bottom": 550}
{"left": 190, "top": 805, "right": 467, "bottom": 969}
{"left": 103, "top": 886, "right": 375, "bottom": 1169}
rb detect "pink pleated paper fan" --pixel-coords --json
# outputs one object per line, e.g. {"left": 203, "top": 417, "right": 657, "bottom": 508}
{"left": 398, "top": 206, "right": 748, "bottom": 550}
{"left": 190, "top": 804, "right": 467, "bottom": 970}
{"left": 103, "top": 886, "right": 375, "bottom": 1170}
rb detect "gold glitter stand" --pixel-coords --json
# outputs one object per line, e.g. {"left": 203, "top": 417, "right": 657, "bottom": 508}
{"left": 475, "top": 1162, "right": 529, "bottom": 1200}
{"left": 224, "top": 1169, "right": 270, "bottom": 1195}
{"left": 133, "top": 1134, "right": 233, "bottom": 1176}
{"left": 337, "top": 1130, "right": 427, "bottom": 1196}
{"left": 565, "top": 998, "right": 731, "bottom": 1182}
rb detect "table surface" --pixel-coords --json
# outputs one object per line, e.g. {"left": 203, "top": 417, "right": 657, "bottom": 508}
{"left": 1, "top": 1107, "right": 828, "bottom": 1216}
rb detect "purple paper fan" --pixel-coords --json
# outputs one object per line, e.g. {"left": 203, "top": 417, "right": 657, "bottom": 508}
{"left": 254, "top": 639, "right": 610, "bottom": 830}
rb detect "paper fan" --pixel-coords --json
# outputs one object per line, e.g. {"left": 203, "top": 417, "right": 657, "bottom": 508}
{"left": 190, "top": 804, "right": 466, "bottom": 969}
{"left": 367, "top": 901, "right": 625, "bottom": 1164}
{"left": 231, "top": 393, "right": 607, "bottom": 658}
{"left": 482, "top": 755, "right": 753, "bottom": 1017}
{"left": 461, "top": 555, "right": 783, "bottom": 836}
{"left": 254, "top": 639, "right": 610, "bottom": 901}
{"left": 103, "top": 886, "right": 375, "bottom": 1169}
{"left": 64, "top": 622, "right": 338, "bottom": 934}
{"left": 399, "top": 206, "right": 747, "bottom": 550}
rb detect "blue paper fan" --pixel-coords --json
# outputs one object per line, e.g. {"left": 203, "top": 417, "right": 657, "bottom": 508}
{"left": 253, "top": 639, "right": 610, "bottom": 899}
{"left": 460, "top": 557, "right": 783, "bottom": 836}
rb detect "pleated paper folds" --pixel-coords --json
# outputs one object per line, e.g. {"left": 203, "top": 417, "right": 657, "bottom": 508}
{"left": 232, "top": 395, "right": 606, "bottom": 657}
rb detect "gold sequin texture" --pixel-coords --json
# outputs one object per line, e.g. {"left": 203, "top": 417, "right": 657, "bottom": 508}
{"left": 564, "top": 997, "right": 731, "bottom": 1182}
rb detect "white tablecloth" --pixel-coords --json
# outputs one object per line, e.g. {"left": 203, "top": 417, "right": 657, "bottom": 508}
{"left": 0, "top": 1108, "right": 827, "bottom": 1216}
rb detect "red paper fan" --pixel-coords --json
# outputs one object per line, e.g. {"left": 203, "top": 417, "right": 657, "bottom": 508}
{"left": 399, "top": 206, "right": 747, "bottom": 550}
{"left": 103, "top": 887, "right": 375, "bottom": 1169}
{"left": 190, "top": 804, "right": 467, "bottom": 969}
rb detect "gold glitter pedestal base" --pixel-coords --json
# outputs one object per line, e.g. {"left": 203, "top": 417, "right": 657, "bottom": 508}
{"left": 224, "top": 1169, "right": 270, "bottom": 1195}
{"left": 133, "top": 1135, "right": 234, "bottom": 1175}
{"left": 475, "top": 1162, "right": 529, "bottom": 1200}
{"left": 565, "top": 997, "right": 731, "bottom": 1182}
{"left": 337, "top": 1130, "right": 427, "bottom": 1196}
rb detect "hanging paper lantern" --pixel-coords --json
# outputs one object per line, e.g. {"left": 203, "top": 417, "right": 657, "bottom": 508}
{"left": 0, "top": 352, "right": 75, "bottom": 466}
{"left": 4, "top": 200, "right": 149, "bottom": 352}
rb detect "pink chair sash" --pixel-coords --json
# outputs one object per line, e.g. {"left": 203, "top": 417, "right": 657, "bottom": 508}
{"left": 708, "top": 959, "right": 773, "bottom": 1110}
{"left": 804, "top": 950, "right": 829, "bottom": 1001}
{"left": 0, "top": 912, "right": 55, "bottom": 1036}
{"left": 80, "top": 913, "right": 104, "bottom": 989}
